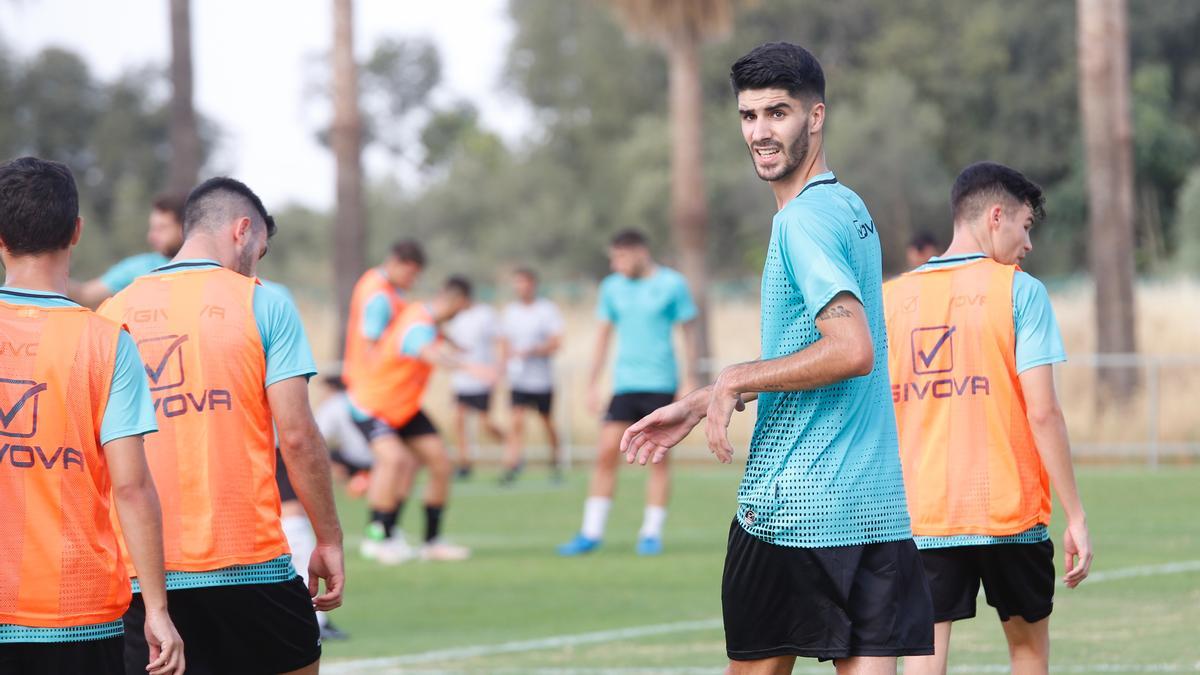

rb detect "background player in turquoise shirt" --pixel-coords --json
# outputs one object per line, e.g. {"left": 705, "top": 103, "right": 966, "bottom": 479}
{"left": 71, "top": 192, "right": 187, "bottom": 308}
{"left": 558, "top": 229, "right": 698, "bottom": 557}
{"left": 619, "top": 42, "right": 933, "bottom": 672}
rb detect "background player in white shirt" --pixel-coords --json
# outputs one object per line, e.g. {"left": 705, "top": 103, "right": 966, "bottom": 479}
{"left": 445, "top": 292, "right": 504, "bottom": 479}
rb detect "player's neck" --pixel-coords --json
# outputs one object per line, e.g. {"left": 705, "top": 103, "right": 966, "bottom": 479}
{"left": 1, "top": 252, "right": 71, "bottom": 295}
{"left": 174, "top": 236, "right": 232, "bottom": 270}
{"left": 771, "top": 147, "right": 828, "bottom": 212}
{"left": 943, "top": 225, "right": 991, "bottom": 260}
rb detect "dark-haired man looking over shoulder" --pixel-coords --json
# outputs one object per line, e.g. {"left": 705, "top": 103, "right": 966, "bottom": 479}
{"left": 99, "top": 177, "right": 343, "bottom": 675}
{"left": 620, "top": 42, "right": 933, "bottom": 674}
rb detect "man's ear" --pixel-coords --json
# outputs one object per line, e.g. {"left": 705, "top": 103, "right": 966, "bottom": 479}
{"left": 987, "top": 204, "right": 1004, "bottom": 232}
{"left": 809, "top": 101, "right": 826, "bottom": 134}
{"left": 70, "top": 217, "right": 84, "bottom": 246}
{"left": 232, "top": 216, "right": 253, "bottom": 243}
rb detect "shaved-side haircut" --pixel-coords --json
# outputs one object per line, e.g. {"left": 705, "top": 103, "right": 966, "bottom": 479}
{"left": 183, "top": 177, "right": 275, "bottom": 238}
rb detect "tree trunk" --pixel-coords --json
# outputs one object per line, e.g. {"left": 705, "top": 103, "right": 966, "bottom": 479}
{"left": 1078, "top": 0, "right": 1138, "bottom": 402}
{"left": 331, "top": 0, "right": 367, "bottom": 348}
{"left": 167, "top": 0, "right": 201, "bottom": 194}
{"left": 666, "top": 32, "right": 713, "bottom": 383}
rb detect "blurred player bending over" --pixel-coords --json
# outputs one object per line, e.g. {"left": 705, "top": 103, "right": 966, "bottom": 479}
{"left": 348, "top": 276, "right": 492, "bottom": 563}
{"left": 445, "top": 291, "right": 504, "bottom": 480}
{"left": 885, "top": 162, "right": 1092, "bottom": 675}
{"left": 499, "top": 267, "right": 565, "bottom": 484}
{"left": 71, "top": 193, "right": 186, "bottom": 308}
{"left": 621, "top": 42, "right": 933, "bottom": 674}
{"left": 0, "top": 157, "right": 184, "bottom": 675}
{"left": 100, "top": 177, "right": 344, "bottom": 675}
{"left": 343, "top": 239, "right": 426, "bottom": 387}
{"left": 558, "top": 229, "right": 698, "bottom": 557}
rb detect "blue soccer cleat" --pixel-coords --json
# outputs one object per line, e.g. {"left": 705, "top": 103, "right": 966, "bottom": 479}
{"left": 636, "top": 536, "right": 663, "bottom": 556}
{"left": 557, "top": 533, "right": 601, "bottom": 556}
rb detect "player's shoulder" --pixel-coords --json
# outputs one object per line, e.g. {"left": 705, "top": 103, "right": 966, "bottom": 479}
{"left": 653, "top": 266, "right": 688, "bottom": 287}
{"left": 1012, "top": 268, "right": 1052, "bottom": 306}
{"left": 776, "top": 183, "right": 858, "bottom": 237}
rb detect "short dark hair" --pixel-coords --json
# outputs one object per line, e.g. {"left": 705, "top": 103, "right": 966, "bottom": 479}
{"left": 183, "top": 177, "right": 275, "bottom": 237}
{"left": 730, "top": 42, "right": 825, "bottom": 103}
{"left": 514, "top": 266, "right": 538, "bottom": 283}
{"left": 390, "top": 239, "right": 426, "bottom": 266}
{"left": 951, "top": 162, "right": 1045, "bottom": 224}
{"left": 151, "top": 192, "right": 188, "bottom": 225}
{"left": 444, "top": 275, "right": 472, "bottom": 298}
{"left": 610, "top": 229, "right": 648, "bottom": 249}
{"left": 0, "top": 156, "right": 79, "bottom": 255}
{"left": 908, "top": 230, "right": 940, "bottom": 251}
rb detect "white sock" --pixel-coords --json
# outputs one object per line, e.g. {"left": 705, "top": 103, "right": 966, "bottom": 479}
{"left": 282, "top": 514, "right": 315, "bottom": 585}
{"left": 639, "top": 505, "right": 667, "bottom": 539}
{"left": 316, "top": 610, "right": 329, "bottom": 628}
{"left": 580, "top": 497, "right": 612, "bottom": 540}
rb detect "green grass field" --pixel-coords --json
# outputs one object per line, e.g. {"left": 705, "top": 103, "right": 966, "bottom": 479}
{"left": 320, "top": 463, "right": 1200, "bottom": 674}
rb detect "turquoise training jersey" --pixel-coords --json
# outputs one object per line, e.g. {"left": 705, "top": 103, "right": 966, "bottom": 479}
{"left": 908, "top": 253, "right": 1066, "bottom": 549}
{"left": 99, "top": 252, "right": 169, "bottom": 293}
{"left": 596, "top": 266, "right": 697, "bottom": 395}
{"left": 737, "top": 172, "right": 912, "bottom": 548}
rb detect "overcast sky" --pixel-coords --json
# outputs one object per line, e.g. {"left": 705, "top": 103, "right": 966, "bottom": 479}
{"left": 0, "top": 0, "right": 528, "bottom": 209}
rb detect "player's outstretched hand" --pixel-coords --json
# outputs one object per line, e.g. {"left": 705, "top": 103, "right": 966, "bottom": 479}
{"left": 143, "top": 607, "right": 184, "bottom": 675}
{"left": 1062, "top": 519, "right": 1093, "bottom": 588}
{"left": 621, "top": 390, "right": 707, "bottom": 465}
{"left": 704, "top": 384, "right": 745, "bottom": 464}
{"left": 309, "top": 543, "right": 346, "bottom": 611}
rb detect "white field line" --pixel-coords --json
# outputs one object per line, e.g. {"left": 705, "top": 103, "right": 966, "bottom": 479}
{"left": 326, "top": 663, "right": 1200, "bottom": 674}
{"left": 324, "top": 560, "right": 1200, "bottom": 674}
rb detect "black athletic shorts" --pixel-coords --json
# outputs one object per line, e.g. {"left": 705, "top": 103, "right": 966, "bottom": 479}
{"left": 275, "top": 447, "right": 297, "bottom": 503}
{"left": 330, "top": 448, "right": 371, "bottom": 474}
{"left": 722, "top": 519, "right": 934, "bottom": 661}
{"left": 0, "top": 636, "right": 123, "bottom": 675}
{"left": 456, "top": 392, "right": 491, "bottom": 412}
{"left": 605, "top": 392, "right": 675, "bottom": 423}
{"left": 123, "top": 576, "right": 320, "bottom": 675}
{"left": 511, "top": 389, "right": 553, "bottom": 415}
{"left": 354, "top": 409, "right": 439, "bottom": 442}
{"left": 920, "top": 539, "right": 1055, "bottom": 624}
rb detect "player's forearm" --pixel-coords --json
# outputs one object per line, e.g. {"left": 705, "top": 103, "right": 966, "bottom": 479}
{"left": 113, "top": 478, "right": 169, "bottom": 612}
{"left": 716, "top": 336, "right": 871, "bottom": 396}
{"left": 680, "top": 321, "right": 700, "bottom": 386}
{"left": 587, "top": 330, "right": 611, "bottom": 386}
{"left": 1028, "top": 403, "right": 1087, "bottom": 523}
{"left": 532, "top": 335, "right": 562, "bottom": 357}
{"left": 278, "top": 429, "right": 344, "bottom": 545}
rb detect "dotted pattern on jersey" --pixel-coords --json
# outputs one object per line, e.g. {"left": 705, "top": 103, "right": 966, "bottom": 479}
{"left": 131, "top": 554, "right": 296, "bottom": 592}
{"left": 736, "top": 183, "right": 912, "bottom": 548}
{"left": 915, "top": 524, "right": 1050, "bottom": 549}
{"left": 0, "top": 619, "right": 122, "bottom": 643}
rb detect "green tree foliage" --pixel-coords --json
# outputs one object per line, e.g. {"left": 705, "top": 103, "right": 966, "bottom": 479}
{"left": 0, "top": 44, "right": 216, "bottom": 277}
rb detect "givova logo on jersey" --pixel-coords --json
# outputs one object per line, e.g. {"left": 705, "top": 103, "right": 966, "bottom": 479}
{"left": 138, "top": 334, "right": 233, "bottom": 418}
{"left": 0, "top": 378, "right": 84, "bottom": 471}
{"left": 892, "top": 325, "right": 990, "bottom": 403}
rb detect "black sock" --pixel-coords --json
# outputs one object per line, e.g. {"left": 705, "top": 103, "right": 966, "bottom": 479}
{"left": 424, "top": 505, "right": 444, "bottom": 543}
{"left": 369, "top": 509, "right": 399, "bottom": 539}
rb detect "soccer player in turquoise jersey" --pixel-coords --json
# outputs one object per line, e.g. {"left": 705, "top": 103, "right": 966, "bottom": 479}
{"left": 621, "top": 42, "right": 933, "bottom": 673}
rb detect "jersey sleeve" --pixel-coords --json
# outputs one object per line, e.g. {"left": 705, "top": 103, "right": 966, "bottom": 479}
{"left": 669, "top": 273, "right": 698, "bottom": 323}
{"left": 253, "top": 284, "right": 319, "bottom": 386}
{"left": 399, "top": 323, "right": 438, "bottom": 358}
{"left": 595, "top": 277, "right": 617, "bottom": 322}
{"left": 777, "top": 205, "right": 864, "bottom": 312}
{"left": 360, "top": 292, "right": 393, "bottom": 341}
{"left": 1012, "top": 271, "right": 1067, "bottom": 373}
{"left": 100, "top": 330, "right": 159, "bottom": 445}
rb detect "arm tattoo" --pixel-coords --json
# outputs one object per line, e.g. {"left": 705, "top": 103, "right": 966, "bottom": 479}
{"left": 815, "top": 304, "right": 853, "bottom": 321}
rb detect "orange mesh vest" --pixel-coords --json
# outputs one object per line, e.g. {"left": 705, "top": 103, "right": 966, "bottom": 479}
{"left": 883, "top": 258, "right": 1051, "bottom": 537}
{"left": 99, "top": 267, "right": 286, "bottom": 573}
{"left": 342, "top": 270, "right": 404, "bottom": 388}
{"left": 348, "top": 303, "right": 435, "bottom": 427}
{"left": 0, "top": 298, "right": 131, "bottom": 627}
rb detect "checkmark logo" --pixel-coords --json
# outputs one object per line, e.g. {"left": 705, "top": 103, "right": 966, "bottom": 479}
{"left": 138, "top": 334, "right": 189, "bottom": 391}
{"left": 0, "top": 378, "right": 48, "bottom": 438}
{"left": 911, "top": 325, "right": 956, "bottom": 375}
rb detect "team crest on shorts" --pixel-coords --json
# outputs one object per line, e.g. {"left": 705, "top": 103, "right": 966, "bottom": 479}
{"left": 743, "top": 507, "right": 756, "bottom": 526}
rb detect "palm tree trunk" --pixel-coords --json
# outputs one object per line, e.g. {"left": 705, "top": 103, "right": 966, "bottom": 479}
{"left": 331, "top": 0, "right": 367, "bottom": 347}
{"left": 1078, "top": 0, "right": 1138, "bottom": 401}
{"left": 167, "top": 0, "right": 200, "bottom": 194}
{"left": 666, "top": 31, "right": 713, "bottom": 383}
